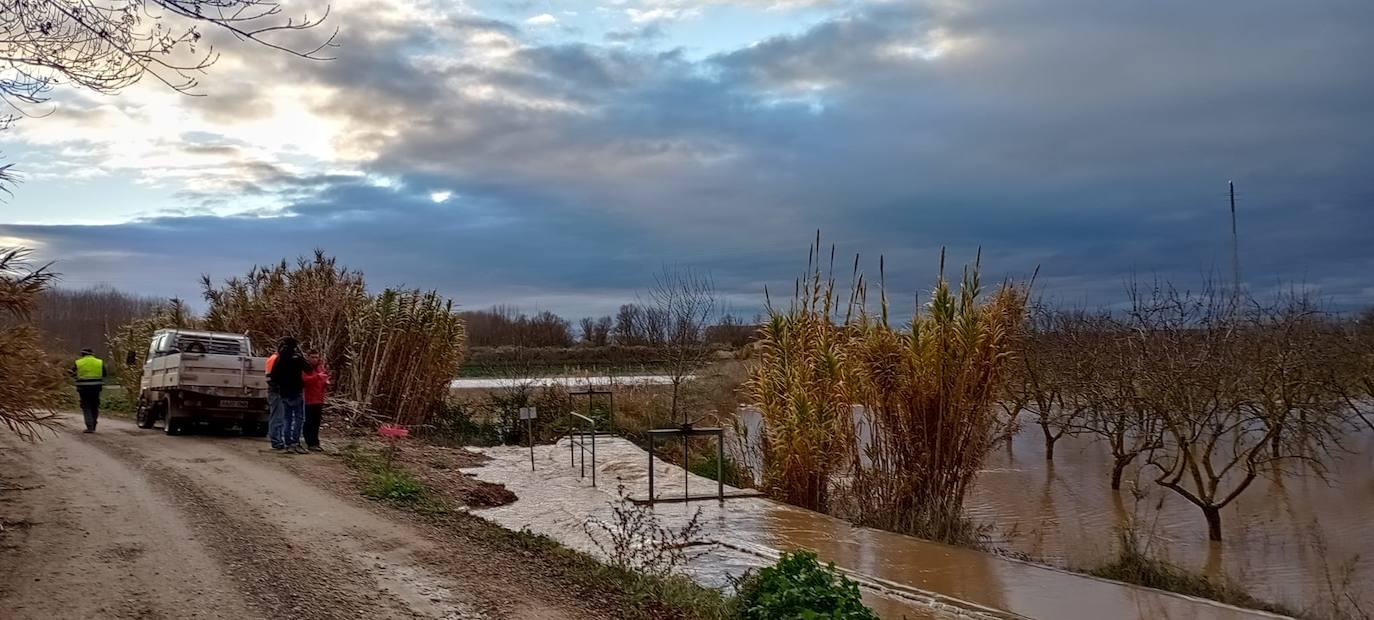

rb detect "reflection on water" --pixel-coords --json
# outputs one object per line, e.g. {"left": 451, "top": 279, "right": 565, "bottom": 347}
{"left": 467, "top": 436, "right": 1285, "bottom": 620}
{"left": 736, "top": 406, "right": 1373, "bottom": 613}
{"left": 968, "top": 426, "right": 1374, "bottom": 612}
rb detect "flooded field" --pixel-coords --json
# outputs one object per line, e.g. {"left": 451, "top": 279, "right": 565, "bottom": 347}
{"left": 467, "top": 436, "right": 1288, "bottom": 620}
{"left": 967, "top": 425, "right": 1374, "bottom": 613}
{"left": 730, "top": 406, "right": 1373, "bottom": 615}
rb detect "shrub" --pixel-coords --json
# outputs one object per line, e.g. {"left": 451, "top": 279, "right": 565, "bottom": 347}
{"left": 421, "top": 399, "right": 501, "bottom": 446}
{"left": 688, "top": 451, "right": 748, "bottom": 487}
{"left": 363, "top": 468, "right": 428, "bottom": 504}
{"left": 1088, "top": 531, "right": 1294, "bottom": 616}
{"left": 732, "top": 550, "right": 877, "bottom": 620}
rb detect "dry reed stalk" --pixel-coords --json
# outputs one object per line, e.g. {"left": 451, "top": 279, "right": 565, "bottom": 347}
{"left": 106, "top": 299, "right": 198, "bottom": 399}
{"left": 747, "top": 238, "right": 860, "bottom": 511}
{"left": 748, "top": 236, "right": 1025, "bottom": 541}
{"left": 846, "top": 250, "right": 1025, "bottom": 542}
{"left": 346, "top": 289, "right": 467, "bottom": 426}
{"left": 0, "top": 248, "right": 65, "bottom": 440}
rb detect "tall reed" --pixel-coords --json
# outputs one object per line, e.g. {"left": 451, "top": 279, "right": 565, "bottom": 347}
{"left": 845, "top": 252, "right": 1024, "bottom": 543}
{"left": 347, "top": 288, "right": 467, "bottom": 426}
{"left": 0, "top": 248, "right": 64, "bottom": 440}
{"left": 747, "top": 242, "right": 857, "bottom": 511}
{"left": 748, "top": 236, "right": 1024, "bottom": 542}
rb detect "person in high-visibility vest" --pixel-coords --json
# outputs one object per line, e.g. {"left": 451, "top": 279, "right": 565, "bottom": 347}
{"left": 72, "top": 348, "right": 106, "bottom": 433}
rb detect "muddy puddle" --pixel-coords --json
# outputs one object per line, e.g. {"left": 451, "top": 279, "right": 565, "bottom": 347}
{"left": 465, "top": 436, "right": 1286, "bottom": 620}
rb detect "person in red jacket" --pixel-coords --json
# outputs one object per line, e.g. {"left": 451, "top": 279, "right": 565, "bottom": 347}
{"left": 302, "top": 349, "right": 330, "bottom": 452}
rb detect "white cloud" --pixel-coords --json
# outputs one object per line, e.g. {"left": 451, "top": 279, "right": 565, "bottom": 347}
{"left": 430, "top": 190, "right": 453, "bottom": 203}
{"left": 525, "top": 13, "right": 557, "bottom": 26}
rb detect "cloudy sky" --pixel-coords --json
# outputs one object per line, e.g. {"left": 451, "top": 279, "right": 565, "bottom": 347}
{"left": 2, "top": 0, "right": 1372, "bottom": 318}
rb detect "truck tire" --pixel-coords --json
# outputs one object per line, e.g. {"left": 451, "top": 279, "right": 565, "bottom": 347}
{"left": 135, "top": 398, "right": 157, "bottom": 429}
{"left": 164, "top": 395, "right": 184, "bottom": 436}
{"left": 241, "top": 417, "right": 269, "bottom": 437}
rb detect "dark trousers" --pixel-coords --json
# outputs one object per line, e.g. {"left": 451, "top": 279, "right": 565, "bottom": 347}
{"left": 304, "top": 403, "right": 323, "bottom": 448}
{"left": 77, "top": 385, "right": 102, "bottom": 430}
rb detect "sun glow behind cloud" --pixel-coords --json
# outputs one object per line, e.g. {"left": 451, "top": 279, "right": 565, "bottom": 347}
{"left": 1, "top": 0, "right": 1371, "bottom": 313}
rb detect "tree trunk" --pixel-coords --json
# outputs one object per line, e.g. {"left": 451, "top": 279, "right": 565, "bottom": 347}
{"left": 1203, "top": 505, "right": 1223, "bottom": 542}
{"left": 1041, "top": 424, "right": 1058, "bottom": 461}
{"left": 1110, "top": 458, "right": 1128, "bottom": 490}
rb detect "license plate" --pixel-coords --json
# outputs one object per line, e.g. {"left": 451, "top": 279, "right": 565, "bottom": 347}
{"left": 220, "top": 400, "right": 248, "bottom": 408}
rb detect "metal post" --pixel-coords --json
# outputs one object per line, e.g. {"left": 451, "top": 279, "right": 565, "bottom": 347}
{"left": 591, "top": 418, "right": 597, "bottom": 487}
{"left": 527, "top": 417, "right": 535, "bottom": 472}
{"left": 569, "top": 417, "right": 575, "bottom": 467}
{"left": 683, "top": 435, "right": 689, "bottom": 501}
{"left": 717, "top": 432, "right": 725, "bottom": 502}
{"left": 647, "top": 433, "right": 655, "bottom": 505}
{"left": 580, "top": 425, "right": 586, "bottom": 479}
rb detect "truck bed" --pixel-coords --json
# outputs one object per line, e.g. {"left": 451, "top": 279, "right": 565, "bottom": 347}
{"left": 143, "top": 352, "right": 269, "bottom": 398}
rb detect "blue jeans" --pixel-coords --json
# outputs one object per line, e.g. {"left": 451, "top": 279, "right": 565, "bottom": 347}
{"left": 279, "top": 393, "right": 305, "bottom": 447}
{"left": 268, "top": 389, "right": 284, "bottom": 448}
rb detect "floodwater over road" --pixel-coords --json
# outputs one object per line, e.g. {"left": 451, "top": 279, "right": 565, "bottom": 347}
{"left": 466, "top": 436, "right": 1288, "bottom": 620}
{"left": 966, "top": 425, "right": 1374, "bottom": 613}
{"left": 450, "top": 374, "right": 681, "bottom": 390}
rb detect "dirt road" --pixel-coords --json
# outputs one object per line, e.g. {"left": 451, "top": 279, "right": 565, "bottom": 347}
{"left": 0, "top": 416, "right": 603, "bottom": 620}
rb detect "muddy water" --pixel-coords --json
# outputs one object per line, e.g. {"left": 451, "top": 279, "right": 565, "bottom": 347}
{"left": 449, "top": 374, "right": 681, "bottom": 390}
{"left": 967, "top": 426, "right": 1374, "bottom": 612}
{"left": 467, "top": 437, "right": 1285, "bottom": 620}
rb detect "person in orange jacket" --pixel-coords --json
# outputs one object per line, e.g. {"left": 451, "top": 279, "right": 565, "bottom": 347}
{"left": 301, "top": 349, "right": 330, "bottom": 452}
{"left": 265, "top": 350, "right": 283, "bottom": 449}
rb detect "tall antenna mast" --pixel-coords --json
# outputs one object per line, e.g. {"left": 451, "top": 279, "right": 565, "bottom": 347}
{"left": 1229, "top": 180, "right": 1241, "bottom": 300}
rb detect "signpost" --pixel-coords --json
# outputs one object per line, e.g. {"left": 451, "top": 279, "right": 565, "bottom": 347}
{"left": 519, "top": 407, "right": 537, "bottom": 471}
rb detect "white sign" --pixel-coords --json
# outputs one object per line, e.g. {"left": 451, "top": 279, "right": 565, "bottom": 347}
{"left": 519, "top": 407, "right": 537, "bottom": 420}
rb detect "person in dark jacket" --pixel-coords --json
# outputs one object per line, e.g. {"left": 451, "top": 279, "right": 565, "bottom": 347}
{"left": 267, "top": 337, "right": 309, "bottom": 454}
{"left": 301, "top": 350, "right": 330, "bottom": 452}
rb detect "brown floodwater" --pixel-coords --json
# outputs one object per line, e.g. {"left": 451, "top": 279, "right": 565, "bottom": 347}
{"left": 965, "top": 424, "right": 1374, "bottom": 613}
{"left": 467, "top": 435, "right": 1296, "bottom": 619}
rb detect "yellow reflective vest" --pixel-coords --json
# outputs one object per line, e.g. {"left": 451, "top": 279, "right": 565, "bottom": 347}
{"left": 74, "top": 355, "right": 105, "bottom": 386}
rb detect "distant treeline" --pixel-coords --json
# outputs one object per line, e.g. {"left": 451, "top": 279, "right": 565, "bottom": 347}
{"left": 31, "top": 287, "right": 759, "bottom": 361}
{"left": 458, "top": 304, "right": 758, "bottom": 349}
{"left": 35, "top": 286, "right": 161, "bottom": 358}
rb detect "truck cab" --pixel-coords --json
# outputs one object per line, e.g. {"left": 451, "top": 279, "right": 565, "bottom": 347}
{"left": 136, "top": 329, "right": 271, "bottom": 436}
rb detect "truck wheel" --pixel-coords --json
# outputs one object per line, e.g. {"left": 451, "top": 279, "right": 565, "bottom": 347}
{"left": 242, "top": 419, "right": 269, "bottom": 438}
{"left": 135, "top": 399, "right": 156, "bottom": 429}
{"left": 164, "top": 396, "right": 184, "bottom": 436}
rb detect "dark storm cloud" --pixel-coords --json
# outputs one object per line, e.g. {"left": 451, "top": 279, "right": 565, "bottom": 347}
{"left": 7, "top": 0, "right": 1374, "bottom": 314}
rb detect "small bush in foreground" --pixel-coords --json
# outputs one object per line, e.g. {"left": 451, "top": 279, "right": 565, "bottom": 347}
{"left": 341, "top": 442, "right": 446, "bottom": 513}
{"left": 363, "top": 468, "right": 427, "bottom": 504}
{"left": 733, "top": 550, "right": 877, "bottom": 620}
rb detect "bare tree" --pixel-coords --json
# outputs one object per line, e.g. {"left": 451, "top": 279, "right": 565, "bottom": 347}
{"left": 1062, "top": 310, "right": 1162, "bottom": 489}
{"left": 1004, "top": 303, "right": 1084, "bottom": 460}
{"left": 578, "top": 315, "right": 611, "bottom": 346}
{"left": 1129, "top": 281, "right": 1350, "bottom": 541}
{"left": 0, "top": 0, "right": 335, "bottom": 189}
{"left": 646, "top": 267, "right": 715, "bottom": 427}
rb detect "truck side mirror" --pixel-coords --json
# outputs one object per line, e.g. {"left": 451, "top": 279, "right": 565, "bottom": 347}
{"left": 125, "top": 350, "right": 137, "bottom": 367}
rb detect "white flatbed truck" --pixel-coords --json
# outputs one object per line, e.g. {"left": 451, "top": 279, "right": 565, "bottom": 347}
{"left": 134, "top": 329, "right": 271, "bottom": 436}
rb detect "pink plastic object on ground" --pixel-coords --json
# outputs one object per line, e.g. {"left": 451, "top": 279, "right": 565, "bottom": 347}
{"left": 378, "top": 424, "right": 410, "bottom": 439}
